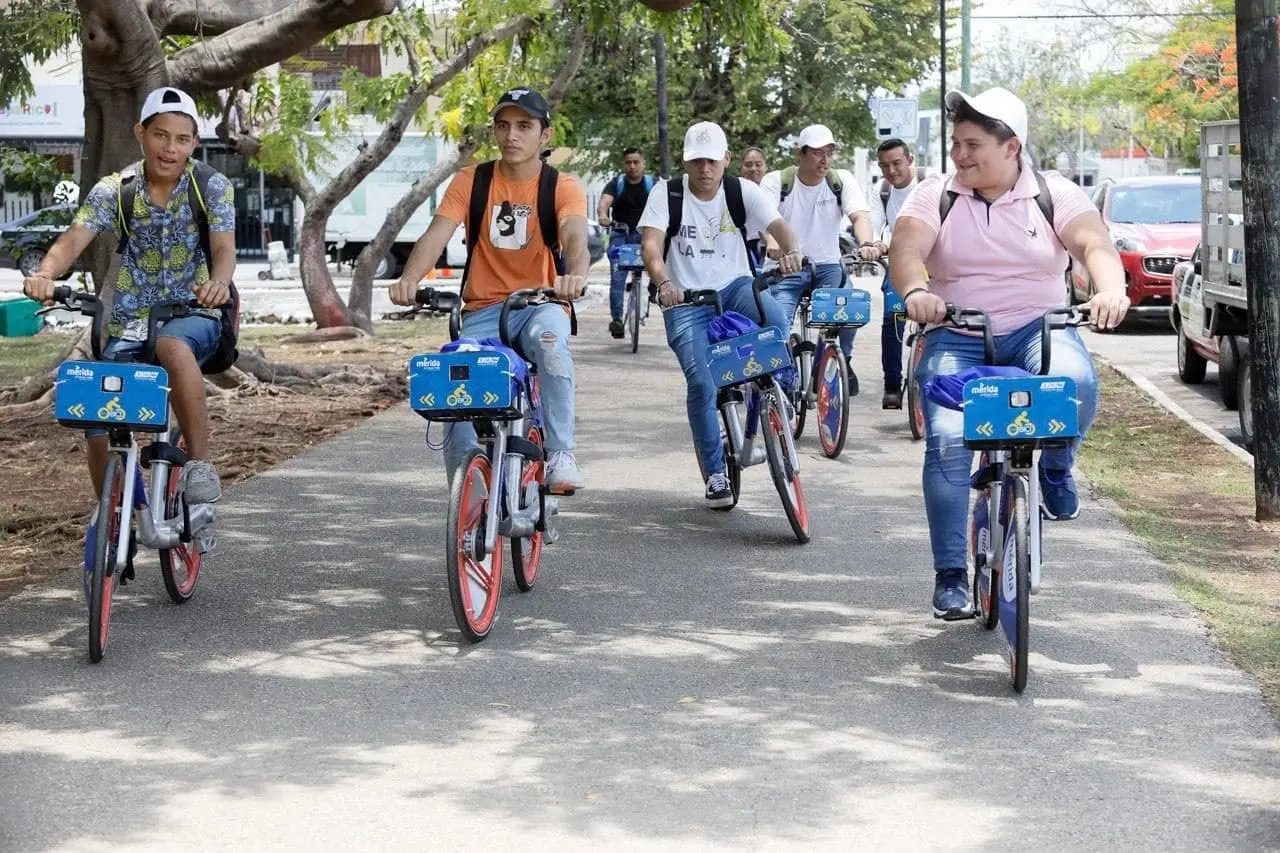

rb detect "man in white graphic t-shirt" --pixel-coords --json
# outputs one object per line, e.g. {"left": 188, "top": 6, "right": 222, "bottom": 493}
{"left": 760, "top": 124, "right": 881, "bottom": 397}
{"left": 639, "top": 121, "right": 803, "bottom": 509}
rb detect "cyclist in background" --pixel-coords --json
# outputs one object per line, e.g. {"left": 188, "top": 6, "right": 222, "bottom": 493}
{"left": 598, "top": 147, "right": 656, "bottom": 339}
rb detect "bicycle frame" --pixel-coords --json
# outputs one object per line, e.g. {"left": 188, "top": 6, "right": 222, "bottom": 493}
{"left": 720, "top": 377, "right": 802, "bottom": 474}
{"left": 974, "top": 448, "right": 1045, "bottom": 593}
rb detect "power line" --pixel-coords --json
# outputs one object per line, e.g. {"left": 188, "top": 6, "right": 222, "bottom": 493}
{"left": 970, "top": 11, "right": 1232, "bottom": 18}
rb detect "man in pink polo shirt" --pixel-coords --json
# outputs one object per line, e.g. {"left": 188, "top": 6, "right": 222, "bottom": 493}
{"left": 889, "top": 87, "right": 1128, "bottom": 620}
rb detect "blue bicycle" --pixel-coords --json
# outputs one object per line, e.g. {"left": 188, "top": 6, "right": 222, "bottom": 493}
{"left": 927, "top": 304, "right": 1091, "bottom": 692}
{"left": 407, "top": 286, "right": 570, "bottom": 642}
{"left": 46, "top": 287, "right": 221, "bottom": 662}
{"left": 610, "top": 224, "right": 652, "bottom": 353}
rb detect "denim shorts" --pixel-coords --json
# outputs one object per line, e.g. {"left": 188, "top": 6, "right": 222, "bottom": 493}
{"left": 84, "top": 315, "right": 220, "bottom": 439}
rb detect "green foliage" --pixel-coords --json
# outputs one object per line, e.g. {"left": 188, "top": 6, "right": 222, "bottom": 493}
{"left": 0, "top": 0, "right": 78, "bottom": 103}
{"left": 0, "top": 146, "right": 66, "bottom": 194}
{"left": 552, "top": 0, "right": 937, "bottom": 174}
{"left": 250, "top": 71, "right": 352, "bottom": 179}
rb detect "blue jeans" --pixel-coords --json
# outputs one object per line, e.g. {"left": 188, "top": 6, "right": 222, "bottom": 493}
{"left": 663, "top": 275, "right": 793, "bottom": 479}
{"left": 608, "top": 229, "right": 643, "bottom": 322}
{"left": 881, "top": 273, "right": 907, "bottom": 389}
{"left": 443, "top": 302, "right": 576, "bottom": 476}
{"left": 914, "top": 319, "right": 1099, "bottom": 570}
{"left": 84, "top": 315, "right": 220, "bottom": 438}
{"left": 769, "top": 262, "right": 857, "bottom": 359}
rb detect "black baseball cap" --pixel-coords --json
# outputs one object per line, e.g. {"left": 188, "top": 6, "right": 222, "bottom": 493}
{"left": 491, "top": 87, "right": 551, "bottom": 124}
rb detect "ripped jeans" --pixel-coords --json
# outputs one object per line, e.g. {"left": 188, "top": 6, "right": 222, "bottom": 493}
{"left": 443, "top": 301, "right": 576, "bottom": 477}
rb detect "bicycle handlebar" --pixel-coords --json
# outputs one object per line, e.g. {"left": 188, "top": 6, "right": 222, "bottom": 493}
{"left": 498, "top": 287, "right": 579, "bottom": 350}
{"left": 936, "top": 304, "right": 1092, "bottom": 374}
{"left": 46, "top": 287, "right": 229, "bottom": 363}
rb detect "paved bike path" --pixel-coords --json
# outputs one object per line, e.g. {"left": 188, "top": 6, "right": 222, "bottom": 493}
{"left": 2, "top": 299, "right": 1278, "bottom": 851}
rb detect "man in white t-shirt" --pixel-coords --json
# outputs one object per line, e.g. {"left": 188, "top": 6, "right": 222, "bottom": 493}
{"left": 760, "top": 125, "right": 881, "bottom": 397}
{"left": 869, "top": 138, "right": 923, "bottom": 409}
{"left": 639, "top": 121, "right": 803, "bottom": 509}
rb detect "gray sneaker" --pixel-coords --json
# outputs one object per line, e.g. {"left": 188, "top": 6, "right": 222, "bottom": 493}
{"left": 182, "top": 460, "right": 222, "bottom": 504}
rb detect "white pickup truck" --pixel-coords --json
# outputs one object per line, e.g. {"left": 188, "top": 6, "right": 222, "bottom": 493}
{"left": 1171, "top": 120, "right": 1253, "bottom": 450}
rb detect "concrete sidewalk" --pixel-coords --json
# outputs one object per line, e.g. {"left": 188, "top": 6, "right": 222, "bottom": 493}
{"left": 1, "top": 295, "right": 1277, "bottom": 851}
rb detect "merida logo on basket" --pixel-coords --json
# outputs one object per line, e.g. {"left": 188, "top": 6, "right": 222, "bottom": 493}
{"left": 66, "top": 366, "right": 94, "bottom": 379}
{"left": 970, "top": 383, "right": 1000, "bottom": 397}
{"left": 416, "top": 358, "right": 442, "bottom": 370}
{"left": 1040, "top": 380, "right": 1067, "bottom": 392}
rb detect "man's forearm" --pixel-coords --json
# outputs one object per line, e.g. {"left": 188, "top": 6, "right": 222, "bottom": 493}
{"left": 596, "top": 196, "right": 613, "bottom": 222}
{"left": 765, "top": 219, "right": 800, "bottom": 255}
{"left": 641, "top": 233, "right": 669, "bottom": 284}
{"left": 1085, "top": 242, "right": 1126, "bottom": 294}
{"left": 400, "top": 220, "right": 453, "bottom": 284}
{"left": 34, "top": 235, "right": 82, "bottom": 279}
{"left": 851, "top": 212, "right": 874, "bottom": 245}
{"left": 562, "top": 225, "right": 590, "bottom": 277}
{"left": 210, "top": 246, "right": 236, "bottom": 284}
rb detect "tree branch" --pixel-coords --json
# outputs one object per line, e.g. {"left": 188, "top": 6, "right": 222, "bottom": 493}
{"left": 546, "top": 27, "right": 587, "bottom": 108}
{"left": 166, "top": 0, "right": 398, "bottom": 95}
{"left": 149, "top": 0, "right": 295, "bottom": 36}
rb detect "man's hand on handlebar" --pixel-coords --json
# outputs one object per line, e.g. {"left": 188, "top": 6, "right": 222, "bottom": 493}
{"left": 554, "top": 274, "right": 587, "bottom": 302}
{"left": 23, "top": 274, "right": 56, "bottom": 304}
{"left": 389, "top": 276, "right": 420, "bottom": 306}
{"left": 857, "top": 243, "right": 885, "bottom": 262}
{"left": 1087, "top": 289, "right": 1130, "bottom": 331}
{"left": 195, "top": 279, "right": 230, "bottom": 309}
{"left": 777, "top": 250, "right": 804, "bottom": 276}
{"left": 657, "top": 279, "right": 684, "bottom": 308}
{"left": 599, "top": 215, "right": 613, "bottom": 229}
{"left": 905, "top": 289, "right": 948, "bottom": 325}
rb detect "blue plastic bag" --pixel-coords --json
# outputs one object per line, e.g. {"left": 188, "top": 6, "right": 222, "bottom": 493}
{"left": 923, "top": 365, "right": 1031, "bottom": 411}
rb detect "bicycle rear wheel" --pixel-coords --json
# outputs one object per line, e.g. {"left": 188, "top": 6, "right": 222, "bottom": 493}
{"left": 446, "top": 448, "right": 504, "bottom": 642}
{"left": 88, "top": 455, "right": 125, "bottom": 663}
{"left": 906, "top": 334, "right": 926, "bottom": 441}
{"left": 761, "top": 388, "right": 810, "bottom": 543}
{"left": 158, "top": 427, "right": 201, "bottom": 604}
{"left": 999, "top": 475, "right": 1031, "bottom": 692}
{"left": 815, "top": 343, "right": 850, "bottom": 458}
{"left": 510, "top": 425, "right": 544, "bottom": 592}
{"left": 628, "top": 274, "right": 641, "bottom": 353}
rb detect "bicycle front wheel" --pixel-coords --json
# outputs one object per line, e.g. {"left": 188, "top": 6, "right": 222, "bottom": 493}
{"left": 906, "top": 334, "right": 926, "bottom": 441}
{"left": 628, "top": 275, "right": 641, "bottom": 353}
{"left": 815, "top": 343, "right": 850, "bottom": 458}
{"left": 446, "top": 448, "right": 504, "bottom": 643}
{"left": 158, "top": 427, "right": 201, "bottom": 604}
{"left": 510, "top": 425, "right": 544, "bottom": 592}
{"left": 1000, "top": 475, "right": 1031, "bottom": 692}
{"left": 761, "top": 388, "right": 810, "bottom": 543}
{"left": 89, "top": 455, "right": 126, "bottom": 663}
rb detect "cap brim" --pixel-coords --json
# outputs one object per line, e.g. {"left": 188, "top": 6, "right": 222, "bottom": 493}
{"left": 491, "top": 102, "right": 548, "bottom": 121}
{"left": 683, "top": 148, "right": 727, "bottom": 162}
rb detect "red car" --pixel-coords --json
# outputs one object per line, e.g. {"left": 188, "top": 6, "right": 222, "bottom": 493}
{"left": 1069, "top": 176, "right": 1200, "bottom": 326}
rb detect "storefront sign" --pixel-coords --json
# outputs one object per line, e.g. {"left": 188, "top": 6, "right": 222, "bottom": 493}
{"left": 0, "top": 85, "right": 84, "bottom": 138}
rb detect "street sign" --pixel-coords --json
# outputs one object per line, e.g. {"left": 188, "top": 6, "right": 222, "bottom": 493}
{"left": 873, "top": 98, "right": 918, "bottom": 141}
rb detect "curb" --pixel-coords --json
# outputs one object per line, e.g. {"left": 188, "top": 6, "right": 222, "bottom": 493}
{"left": 1101, "top": 357, "right": 1255, "bottom": 468}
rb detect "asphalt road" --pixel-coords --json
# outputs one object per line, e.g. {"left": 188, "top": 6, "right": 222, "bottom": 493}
{"left": 2, "top": 293, "right": 1277, "bottom": 851}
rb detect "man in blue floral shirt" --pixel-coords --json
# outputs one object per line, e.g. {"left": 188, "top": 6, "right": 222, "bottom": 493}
{"left": 25, "top": 87, "right": 237, "bottom": 507}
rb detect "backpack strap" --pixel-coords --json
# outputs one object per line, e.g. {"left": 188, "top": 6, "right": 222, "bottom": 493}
{"left": 114, "top": 166, "right": 141, "bottom": 255}
{"left": 187, "top": 161, "right": 214, "bottom": 272}
{"left": 723, "top": 175, "right": 757, "bottom": 276}
{"left": 826, "top": 169, "right": 843, "bottom": 208}
{"left": 663, "top": 177, "right": 684, "bottom": 263}
{"left": 462, "top": 161, "right": 496, "bottom": 291}
{"left": 643, "top": 174, "right": 655, "bottom": 193}
{"left": 613, "top": 174, "right": 625, "bottom": 196}
{"left": 778, "top": 165, "right": 798, "bottom": 205}
{"left": 938, "top": 174, "right": 960, "bottom": 228}
{"left": 537, "top": 162, "right": 565, "bottom": 276}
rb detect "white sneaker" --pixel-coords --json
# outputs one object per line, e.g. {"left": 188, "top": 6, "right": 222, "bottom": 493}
{"left": 182, "top": 460, "right": 222, "bottom": 504}
{"left": 545, "top": 451, "right": 585, "bottom": 494}
{"left": 705, "top": 472, "right": 734, "bottom": 509}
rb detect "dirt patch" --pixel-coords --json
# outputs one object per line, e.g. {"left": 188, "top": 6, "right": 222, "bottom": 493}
{"left": 0, "top": 318, "right": 447, "bottom": 601}
{"left": 1080, "top": 361, "right": 1280, "bottom": 708}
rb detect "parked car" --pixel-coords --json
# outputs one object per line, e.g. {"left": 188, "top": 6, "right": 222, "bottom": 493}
{"left": 0, "top": 204, "right": 78, "bottom": 278}
{"left": 1069, "top": 176, "right": 1200, "bottom": 327}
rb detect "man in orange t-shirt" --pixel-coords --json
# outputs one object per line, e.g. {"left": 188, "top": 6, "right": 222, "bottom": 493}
{"left": 392, "top": 88, "right": 590, "bottom": 492}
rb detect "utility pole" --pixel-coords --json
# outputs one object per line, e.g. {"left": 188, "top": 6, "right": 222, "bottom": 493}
{"left": 939, "top": 0, "right": 947, "bottom": 172}
{"left": 652, "top": 32, "right": 672, "bottom": 180}
{"left": 960, "top": 0, "right": 971, "bottom": 92}
{"left": 1235, "top": 0, "right": 1280, "bottom": 519}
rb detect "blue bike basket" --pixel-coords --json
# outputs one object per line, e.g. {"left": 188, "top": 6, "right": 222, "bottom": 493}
{"left": 807, "top": 288, "right": 872, "bottom": 327}
{"left": 706, "top": 323, "right": 792, "bottom": 389}
{"left": 54, "top": 360, "right": 171, "bottom": 432}
{"left": 615, "top": 244, "right": 644, "bottom": 270}
{"left": 409, "top": 339, "right": 526, "bottom": 422}
{"left": 931, "top": 366, "right": 1083, "bottom": 450}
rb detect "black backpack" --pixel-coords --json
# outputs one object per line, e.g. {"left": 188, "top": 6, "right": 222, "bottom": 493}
{"left": 663, "top": 175, "right": 757, "bottom": 275}
{"left": 937, "top": 170, "right": 1056, "bottom": 231}
{"left": 462, "top": 160, "right": 564, "bottom": 289}
{"left": 116, "top": 160, "right": 240, "bottom": 375}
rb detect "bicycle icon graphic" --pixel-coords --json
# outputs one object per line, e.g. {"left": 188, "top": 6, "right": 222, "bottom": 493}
{"left": 1006, "top": 411, "right": 1036, "bottom": 437}
{"left": 97, "top": 397, "right": 127, "bottom": 421}
{"left": 447, "top": 385, "right": 473, "bottom": 407}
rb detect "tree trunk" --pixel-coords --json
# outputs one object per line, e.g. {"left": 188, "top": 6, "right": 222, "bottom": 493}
{"left": 296, "top": 211, "right": 357, "bottom": 329}
{"left": 77, "top": 0, "right": 169, "bottom": 290}
{"left": 653, "top": 32, "right": 671, "bottom": 179}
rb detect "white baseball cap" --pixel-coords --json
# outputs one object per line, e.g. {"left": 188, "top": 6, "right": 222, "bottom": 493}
{"left": 683, "top": 121, "right": 729, "bottom": 162}
{"left": 796, "top": 124, "right": 837, "bottom": 150}
{"left": 944, "top": 87, "right": 1028, "bottom": 143}
{"left": 140, "top": 86, "right": 199, "bottom": 125}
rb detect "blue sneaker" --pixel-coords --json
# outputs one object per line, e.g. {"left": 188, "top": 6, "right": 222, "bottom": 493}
{"left": 1040, "top": 466, "right": 1080, "bottom": 521}
{"left": 932, "top": 568, "right": 973, "bottom": 620}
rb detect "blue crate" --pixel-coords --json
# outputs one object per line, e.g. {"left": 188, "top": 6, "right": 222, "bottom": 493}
{"left": 807, "top": 288, "right": 872, "bottom": 327}
{"left": 706, "top": 325, "right": 791, "bottom": 389}
{"left": 54, "top": 361, "right": 170, "bottom": 432}
{"left": 962, "top": 375, "right": 1081, "bottom": 449}
{"left": 615, "top": 244, "right": 645, "bottom": 271}
{"left": 409, "top": 348, "right": 524, "bottom": 421}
